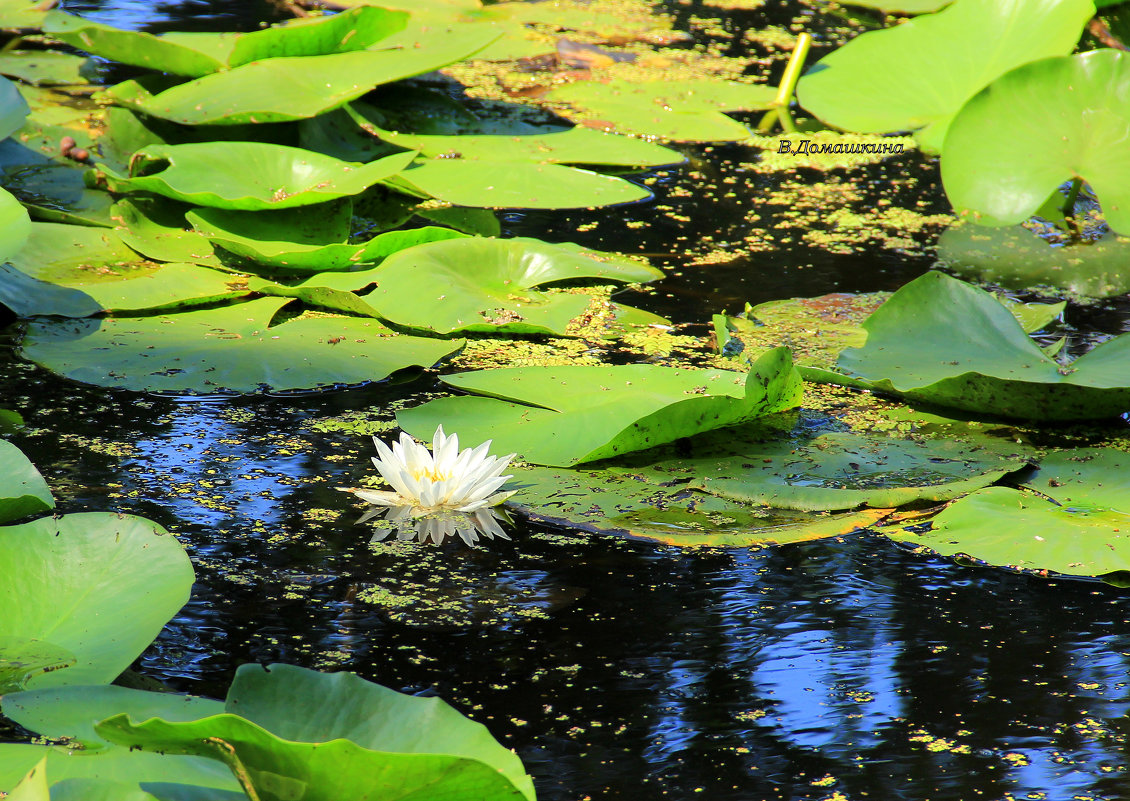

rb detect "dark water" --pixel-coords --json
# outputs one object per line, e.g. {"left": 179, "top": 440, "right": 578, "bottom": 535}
{"left": 6, "top": 3, "right": 1130, "bottom": 801}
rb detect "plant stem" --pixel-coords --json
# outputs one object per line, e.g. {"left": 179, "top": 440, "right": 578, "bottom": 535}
{"left": 774, "top": 32, "right": 813, "bottom": 109}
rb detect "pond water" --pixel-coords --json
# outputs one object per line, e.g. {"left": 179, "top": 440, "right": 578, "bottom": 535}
{"left": 6, "top": 2, "right": 1130, "bottom": 800}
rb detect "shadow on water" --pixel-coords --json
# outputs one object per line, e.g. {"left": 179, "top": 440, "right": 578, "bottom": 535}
{"left": 6, "top": 2, "right": 1130, "bottom": 800}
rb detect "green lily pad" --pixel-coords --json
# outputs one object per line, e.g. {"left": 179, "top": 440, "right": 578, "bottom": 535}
{"left": 399, "top": 347, "right": 803, "bottom": 466}
{"left": 0, "top": 74, "right": 29, "bottom": 143}
{"left": 97, "top": 144, "right": 416, "bottom": 211}
{"left": 95, "top": 663, "right": 535, "bottom": 801}
{"left": 387, "top": 159, "right": 650, "bottom": 209}
{"left": 348, "top": 102, "right": 682, "bottom": 166}
{"left": 509, "top": 464, "right": 889, "bottom": 547}
{"left": 186, "top": 204, "right": 466, "bottom": 271}
{"left": 937, "top": 221, "right": 1130, "bottom": 298}
{"left": 0, "top": 186, "right": 30, "bottom": 263}
{"left": 0, "top": 51, "right": 92, "bottom": 87}
{"left": 20, "top": 297, "right": 464, "bottom": 394}
{"left": 3, "top": 686, "right": 224, "bottom": 750}
{"left": 0, "top": 440, "right": 54, "bottom": 525}
{"left": 796, "top": 0, "right": 1093, "bottom": 152}
{"left": 43, "top": 8, "right": 407, "bottom": 77}
{"left": 544, "top": 80, "right": 775, "bottom": 142}
{"left": 0, "top": 223, "right": 244, "bottom": 317}
{"left": 804, "top": 271, "right": 1130, "bottom": 421}
{"left": 103, "top": 24, "right": 499, "bottom": 125}
{"left": 362, "top": 236, "right": 665, "bottom": 335}
{"left": 0, "top": 0, "right": 51, "bottom": 29}
{"left": 111, "top": 198, "right": 222, "bottom": 267}
{"left": 604, "top": 430, "right": 1026, "bottom": 511}
{"left": 0, "top": 512, "right": 194, "bottom": 689}
{"left": 942, "top": 50, "right": 1130, "bottom": 235}
{"left": 0, "top": 744, "right": 241, "bottom": 799}
{"left": 888, "top": 447, "right": 1130, "bottom": 577}
{"left": 0, "top": 640, "right": 75, "bottom": 696}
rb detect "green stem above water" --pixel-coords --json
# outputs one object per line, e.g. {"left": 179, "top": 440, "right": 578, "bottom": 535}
{"left": 758, "top": 32, "right": 812, "bottom": 134}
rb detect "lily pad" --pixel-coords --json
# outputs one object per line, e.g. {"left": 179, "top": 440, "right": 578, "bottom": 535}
{"left": 97, "top": 144, "right": 416, "bottom": 211}
{"left": 20, "top": 297, "right": 464, "bottom": 394}
{"left": 95, "top": 663, "right": 535, "bottom": 801}
{"left": 937, "top": 221, "right": 1130, "bottom": 298}
{"left": 104, "top": 24, "right": 500, "bottom": 125}
{"left": 0, "top": 441, "right": 54, "bottom": 525}
{"left": 348, "top": 103, "right": 682, "bottom": 166}
{"left": 362, "top": 236, "right": 666, "bottom": 335}
{"left": 796, "top": 0, "right": 1093, "bottom": 152}
{"left": 0, "top": 512, "right": 194, "bottom": 689}
{"left": 544, "top": 79, "right": 776, "bottom": 142}
{"left": 111, "top": 198, "right": 222, "bottom": 268}
{"left": 0, "top": 1, "right": 51, "bottom": 30}
{"left": 387, "top": 159, "right": 651, "bottom": 209}
{"left": 0, "top": 223, "right": 244, "bottom": 317}
{"left": 0, "top": 51, "right": 92, "bottom": 87}
{"left": 0, "top": 186, "right": 30, "bottom": 263}
{"left": 889, "top": 448, "right": 1130, "bottom": 577}
{"left": 0, "top": 73, "right": 30, "bottom": 141}
{"left": 803, "top": 271, "right": 1130, "bottom": 421}
{"left": 509, "top": 464, "right": 889, "bottom": 547}
{"left": 399, "top": 347, "right": 803, "bottom": 465}
{"left": 605, "top": 430, "right": 1026, "bottom": 511}
{"left": 187, "top": 204, "right": 466, "bottom": 271}
{"left": 942, "top": 50, "right": 1130, "bottom": 235}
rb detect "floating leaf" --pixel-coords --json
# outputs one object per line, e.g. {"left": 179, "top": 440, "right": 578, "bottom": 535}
{"left": 97, "top": 144, "right": 416, "bottom": 211}
{"left": 0, "top": 186, "right": 30, "bottom": 263}
{"left": 399, "top": 347, "right": 803, "bottom": 465}
{"left": 937, "top": 221, "right": 1130, "bottom": 298}
{"left": 0, "top": 513, "right": 193, "bottom": 689}
{"left": 0, "top": 441, "right": 54, "bottom": 525}
{"left": 0, "top": 51, "right": 91, "bottom": 86}
{"left": 111, "top": 198, "right": 222, "bottom": 267}
{"left": 20, "top": 297, "right": 463, "bottom": 394}
{"left": 544, "top": 79, "right": 775, "bottom": 141}
{"left": 804, "top": 271, "right": 1130, "bottom": 421}
{"left": 942, "top": 50, "right": 1130, "bottom": 235}
{"left": 362, "top": 236, "right": 665, "bottom": 335}
{"left": 387, "top": 159, "right": 650, "bottom": 209}
{"left": 605, "top": 430, "right": 1025, "bottom": 511}
{"left": 0, "top": 223, "right": 244, "bottom": 317}
{"left": 95, "top": 663, "right": 535, "bottom": 801}
{"left": 889, "top": 448, "right": 1130, "bottom": 577}
{"left": 796, "top": 0, "right": 1093, "bottom": 151}
{"left": 187, "top": 204, "right": 466, "bottom": 271}
{"left": 509, "top": 464, "right": 888, "bottom": 547}
{"left": 105, "top": 24, "right": 500, "bottom": 125}
{"left": 0, "top": 74, "right": 29, "bottom": 143}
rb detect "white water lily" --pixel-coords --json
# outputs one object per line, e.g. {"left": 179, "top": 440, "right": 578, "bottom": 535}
{"left": 340, "top": 425, "right": 516, "bottom": 517}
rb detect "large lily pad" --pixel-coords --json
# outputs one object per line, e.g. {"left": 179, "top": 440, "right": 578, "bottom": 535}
{"left": 942, "top": 50, "right": 1130, "bottom": 235}
{"left": 399, "top": 347, "right": 803, "bottom": 465}
{"left": 804, "top": 271, "right": 1130, "bottom": 421}
{"left": 43, "top": 8, "right": 407, "bottom": 77}
{"left": 386, "top": 159, "right": 651, "bottom": 209}
{"left": 0, "top": 441, "right": 54, "bottom": 525}
{"left": 509, "top": 464, "right": 889, "bottom": 547}
{"left": 0, "top": 73, "right": 30, "bottom": 140}
{"left": 544, "top": 79, "right": 776, "bottom": 142}
{"left": 796, "top": 0, "right": 1093, "bottom": 152}
{"left": 97, "top": 144, "right": 416, "bottom": 211}
{"left": 0, "top": 512, "right": 194, "bottom": 690}
{"left": 186, "top": 204, "right": 466, "bottom": 271}
{"left": 362, "top": 236, "right": 665, "bottom": 335}
{"left": 94, "top": 663, "right": 534, "bottom": 801}
{"left": 104, "top": 24, "right": 499, "bottom": 125}
{"left": 607, "top": 430, "right": 1026, "bottom": 511}
{"left": 937, "top": 221, "right": 1130, "bottom": 298}
{"left": 0, "top": 223, "right": 243, "bottom": 318}
{"left": 888, "top": 449, "right": 1130, "bottom": 577}
{"left": 19, "top": 297, "right": 464, "bottom": 394}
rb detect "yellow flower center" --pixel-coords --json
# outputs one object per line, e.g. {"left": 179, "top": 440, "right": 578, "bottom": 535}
{"left": 410, "top": 467, "right": 449, "bottom": 483}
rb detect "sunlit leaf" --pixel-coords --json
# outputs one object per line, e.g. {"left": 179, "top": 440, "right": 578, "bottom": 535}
{"left": 0, "top": 440, "right": 54, "bottom": 525}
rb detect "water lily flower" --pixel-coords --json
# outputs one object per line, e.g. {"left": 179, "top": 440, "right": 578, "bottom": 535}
{"left": 340, "top": 425, "right": 516, "bottom": 517}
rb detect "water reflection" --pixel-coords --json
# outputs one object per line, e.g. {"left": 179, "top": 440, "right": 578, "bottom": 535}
{"left": 364, "top": 505, "right": 513, "bottom": 548}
